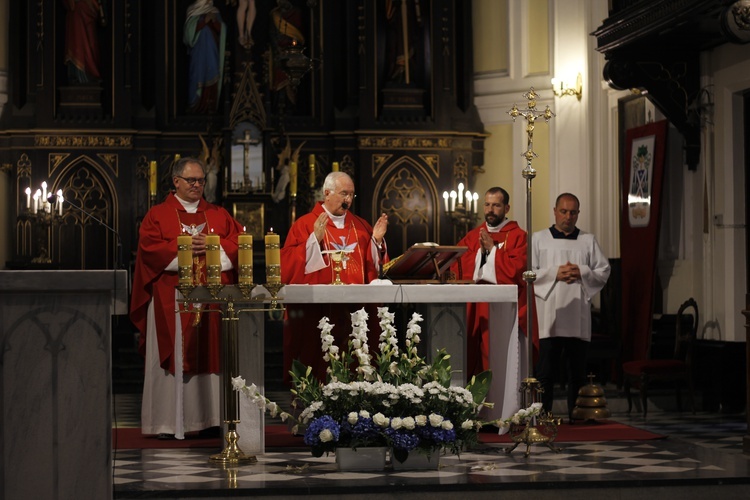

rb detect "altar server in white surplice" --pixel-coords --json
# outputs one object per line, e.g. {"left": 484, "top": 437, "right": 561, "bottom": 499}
{"left": 532, "top": 193, "right": 610, "bottom": 421}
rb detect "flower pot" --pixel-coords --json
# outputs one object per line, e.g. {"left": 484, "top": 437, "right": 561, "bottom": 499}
{"left": 335, "top": 447, "right": 387, "bottom": 471}
{"left": 391, "top": 451, "right": 440, "bottom": 470}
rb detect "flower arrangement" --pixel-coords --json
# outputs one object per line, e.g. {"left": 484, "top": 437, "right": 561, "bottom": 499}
{"left": 233, "top": 306, "right": 494, "bottom": 463}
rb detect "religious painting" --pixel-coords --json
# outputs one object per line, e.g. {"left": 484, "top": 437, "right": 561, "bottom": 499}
{"left": 233, "top": 202, "right": 264, "bottom": 241}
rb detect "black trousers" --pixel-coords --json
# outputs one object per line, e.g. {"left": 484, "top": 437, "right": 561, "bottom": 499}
{"left": 535, "top": 337, "right": 589, "bottom": 418}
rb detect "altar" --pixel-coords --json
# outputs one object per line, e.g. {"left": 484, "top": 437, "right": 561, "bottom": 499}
{"left": 236, "top": 283, "right": 524, "bottom": 453}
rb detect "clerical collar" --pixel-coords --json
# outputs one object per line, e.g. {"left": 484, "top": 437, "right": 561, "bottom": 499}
{"left": 549, "top": 225, "right": 579, "bottom": 239}
{"left": 175, "top": 195, "right": 200, "bottom": 214}
{"left": 486, "top": 218, "right": 509, "bottom": 233}
{"left": 322, "top": 205, "right": 346, "bottom": 229}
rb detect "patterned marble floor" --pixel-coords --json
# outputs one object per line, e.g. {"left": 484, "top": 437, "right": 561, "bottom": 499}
{"left": 111, "top": 391, "right": 750, "bottom": 499}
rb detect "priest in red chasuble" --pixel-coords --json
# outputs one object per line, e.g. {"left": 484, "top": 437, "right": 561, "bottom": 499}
{"left": 130, "top": 157, "right": 244, "bottom": 439}
{"left": 281, "top": 172, "right": 389, "bottom": 382}
{"left": 451, "top": 186, "right": 536, "bottom": 377}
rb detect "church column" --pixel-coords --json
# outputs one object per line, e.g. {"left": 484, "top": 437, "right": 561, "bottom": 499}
{"left": 0, "top": 0, "right": 10, "bottom": 269}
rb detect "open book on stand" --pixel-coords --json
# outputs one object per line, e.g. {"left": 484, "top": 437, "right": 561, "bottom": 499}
{"left": 382, "top": 243, "right": 470, "bottom": 283}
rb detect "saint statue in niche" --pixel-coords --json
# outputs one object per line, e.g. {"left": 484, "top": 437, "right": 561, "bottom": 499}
{"left": 62, "top": 0, "right": 106, "bottom": 84}
{"left": 184, "top": 0, "right": 227, "bottom": 114}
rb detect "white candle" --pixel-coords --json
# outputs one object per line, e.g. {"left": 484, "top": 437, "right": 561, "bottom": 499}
{"left": 457, "top": 183, "right": 464, "bottom": 206}
{"left": 442, "top": 191, "right": 449, "bottom": 212}
{"left": 57, "top": 189, "right": 64, "bottom": 216}
{"left": 450, "top": 190, "right": 457, "bottom": 212}
{"left": 32, "top": 192, "right": 39, "bottom": 214}
{"left": 41, "top": 181, "right": 47, "bottom": 201}
{"left": 473, "top": 192, "right": 479, "bottom": 213}
{"left": 25, "top": 187, "right": 31, "bottom": 209}
{"left": 465, "top": 190, "right": 472, "bottom": 207}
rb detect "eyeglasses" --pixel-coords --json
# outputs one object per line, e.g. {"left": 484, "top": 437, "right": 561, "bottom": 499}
{"left": 337, "top": 191, "right": 356, "bottom": 200}
{"left": 176, "top": 176, "right": 207, "bottom": 186}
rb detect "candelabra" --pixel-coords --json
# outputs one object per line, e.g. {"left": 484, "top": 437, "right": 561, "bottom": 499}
{"left": 19, "top": 184, "right": 65, "bottom": 264}
{"left": 503, "top": 88, "right": 561, "bottom": 457}
{"left": 443, "top": 182, "right": 480, "bottom": 237}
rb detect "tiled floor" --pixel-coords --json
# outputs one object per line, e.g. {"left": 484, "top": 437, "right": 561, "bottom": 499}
{"left": 112, "top": 390, "right": 750, "bottom": 499}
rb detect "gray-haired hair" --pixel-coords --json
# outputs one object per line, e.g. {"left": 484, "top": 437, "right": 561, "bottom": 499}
{"left": 323, "top": 171, "right": 353, "bottom": 192}
{"left": 172, "top": 157, "right": 207, "bottom": 178}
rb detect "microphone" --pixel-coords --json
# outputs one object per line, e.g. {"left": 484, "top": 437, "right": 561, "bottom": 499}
{"left": 341, "top": 202, "right": 349, "bottom": 211}
{"left": 47, "top": 193, "right": 125, "bottom": 271}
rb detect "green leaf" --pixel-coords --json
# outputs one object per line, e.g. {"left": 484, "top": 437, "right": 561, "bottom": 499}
{"left": 467, "top": 370, "right": 493, "bottom": 405}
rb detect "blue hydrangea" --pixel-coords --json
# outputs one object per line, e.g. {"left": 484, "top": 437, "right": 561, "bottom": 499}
{"left": 417, "top": 425, "right": 456, "bottom": 446}
{"left": 304, "top": 415, "right": 340, "bottom": 447}
{"left": 340, "top": 416, "right": 381, "bottom": 441}
{"left": 386, "top": 428, "right": 421, "bottom": 451}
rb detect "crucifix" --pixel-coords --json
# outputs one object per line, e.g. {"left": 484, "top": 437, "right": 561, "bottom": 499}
{"left": 235, "top": 130, "right": 259, "bottom": 191}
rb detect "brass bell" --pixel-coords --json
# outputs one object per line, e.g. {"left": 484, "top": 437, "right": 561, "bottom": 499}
{"left": 571, "top": 374, "right": 611, "bottom": 422}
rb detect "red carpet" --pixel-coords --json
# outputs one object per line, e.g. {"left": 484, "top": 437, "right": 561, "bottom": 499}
{"left": 477, "top": 420, "right": 664, "bottom": 444}
{"left": 113, "top": 421, "right": 663, "bottom": 450}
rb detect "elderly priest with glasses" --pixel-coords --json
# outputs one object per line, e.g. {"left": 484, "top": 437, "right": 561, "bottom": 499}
{"left": 130, "top": 156, "right": 244, "bottom": 440}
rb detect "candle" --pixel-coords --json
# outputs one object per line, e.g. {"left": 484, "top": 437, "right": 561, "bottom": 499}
{"left": 177, "top": 234, "right": 193, "bottom": 287}
{"left": 33, "top": 190, "right": 41, "bottom": 214}
{"left": 205, "top": 232, "right": 221, "bottom": 285}
{"left": 457, "top": 183, "right": 464, "bottom": 206}
{"left": 332, "top": 161, "right": 339, "bottom": 172}
{"left": 25, "top": 187, "right": 31, "bottom": 209}
{"left": 449, "top": 190, "right": 457, "bottom": 212}
{"left": 41, "top": 181, "right": 47, "bottom": 201}
{"left": 473, "top": 192, "right": 479, "bottom": 213}
{"left": 289, "top": 161, "right": 297, "bottom": 196}
{"left": 265, "top": 229, "right": 281, "bottom": 284}
{"left": 442, "top": 191, "right": 449, "bottom": 212}
{"left": 309, "top": 154, "right": 315, "bottom": 187}
{"left": 149, "top": 161, "right": 157, "bottom": 197}
{"left": 238, "top": 229, "right": 253, "bottom": 285}
{"left": 57, "top": 189, "right": 63, "bottom": 216}
{"left": 465, "top": 190, "right": 472, "bottom": 207}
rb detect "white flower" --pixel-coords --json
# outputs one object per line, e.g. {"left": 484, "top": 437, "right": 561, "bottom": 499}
{"left": 402, "top": 416, "right": 416, "bottom": 430}
{"left": 319, "top": 429, "right": 334, "bottom": 443}
{"left": 359, "top": 410, "right": 370, "bottom": 419}
{"left": 415, "top": 415, "right": 428, "bottom": 426}
{"left": 390, "top": 417, "right": 403, "bottom": 430}
{"left": 231, "top": 376, "right": 246, "bottom": 391}
{"left": 372, "top": 412, "right": 390, "bottom": 427}
{"left": 347, "top": 412, "right": 359, "bottom": 425}
{"left": 441, "top": 420, "right": 454, "bottom": 430}
{"left": 461, "top": 419, "right": 474, "bottom": 430}
{"left": 428, "top": 413, "right": 444, "bottom": 427}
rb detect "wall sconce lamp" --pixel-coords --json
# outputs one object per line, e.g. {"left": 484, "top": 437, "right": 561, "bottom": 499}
{"left": 551, "top": 73, "right": 583, "bottom": 100}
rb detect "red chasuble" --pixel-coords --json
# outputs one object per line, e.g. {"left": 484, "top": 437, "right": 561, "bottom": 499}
{"left": 452, "top": 221, "right": 537, "bottom": 376}
{"left": 130, "top": 193, "right": 243, "bottom": 375}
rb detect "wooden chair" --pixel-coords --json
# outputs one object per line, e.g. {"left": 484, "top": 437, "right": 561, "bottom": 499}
{"left": 622, "top": 298, "right": 698, "bottom": 416}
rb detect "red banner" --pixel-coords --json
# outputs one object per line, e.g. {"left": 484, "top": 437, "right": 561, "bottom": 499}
{"left": 620, "top": 120, "right": 668, "bottom": 363}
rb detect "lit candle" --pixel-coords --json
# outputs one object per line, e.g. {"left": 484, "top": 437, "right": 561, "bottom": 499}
{"left": 177, "top": 233, "right": 193, "bottom": 287}
{"left": 289, "top": 161, "right": 297, "bottom": 196}
{"left": 25, "top": 187, "right": 31, "bottom": 209}
{"left": 472, "top": 192, "right": 479, "bottom": 214}
{"left": 442, "top": 191, "right": 449, "bottom": 212}
{"left": 309, "top": 154, "right": 315, "bottom": 187}
{"left": 265, "top": 229, "right": 281, "bottom": 284}
{"left": 34, "top": 190, "right": 41, "bottom": 214}
{"left": 149, "top": 161, "right": 157, "bottom": 197}
{"left": 238, "top": 229, "right": 253, "bottom": 285}
{"left": 457, "top": 183, "right": 464, "bottom": 206}
{"left": 332, "top": 161, "right": 339, "bottom": 172}
{"left": 41, "top": 181, "right": 47, "bottom": 201}
{"left": 57, "top": 189, "right": 63, "bottom": 216}
{"left": 465, "top": 190, "right": 472, "bottom": 207}
{"left": 205, "top": 231, "right": 221, "bottom": 285}
{"left": 449, "top": 190, "right": 457, "bottom": 212}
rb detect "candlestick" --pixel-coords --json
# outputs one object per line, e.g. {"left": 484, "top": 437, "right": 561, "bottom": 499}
{"left": 149, "top": 161, "right": 157, "bottom": 197}
{"left": 25, "top": 187, "right": 31, "bottom": 209}
{"left": 206, "top": 232, "right": 221, "bottom": 285}
{"left": 442, "top": 191, "right": 449, "bottom": 212}
{"left": 332, "top": 161, "right": 339, "bottom": 172}
{"left": 309, "top": 154, "right": 315, "bottom": 188}
{"left": 265, "top": 230, "right": 281, "bottom": 284}
{"left": 449, "top": 190, "right": 457, "bottom": 212}
{"left": 238, "top": 230, "right": 253, "bottom": 285}
{"left": 177, "top": 234, "right": 193, "bottom": 287}
{"left": 289, "top": 161, "right": 297, "bottom": 196}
